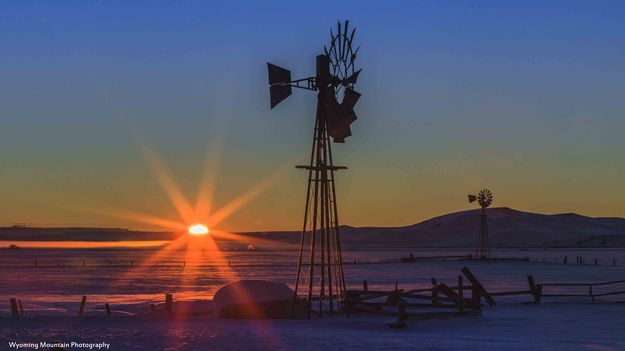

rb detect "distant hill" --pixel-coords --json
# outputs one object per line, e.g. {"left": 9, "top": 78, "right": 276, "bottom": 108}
{"left": 2, "top": 208, "right": 625, "bottom": 248}
{"left": 0, "top": 227, "right": 178, "bottom": 242}
{"left": 337, "top": 207, "right": 625, "bottom": 248}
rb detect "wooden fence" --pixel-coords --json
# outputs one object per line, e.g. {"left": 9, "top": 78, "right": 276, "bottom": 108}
{"left": 346, "top": 267, "right": 495, "bottom": 318}
{"left": 537, "top": 279, "right": 625, "bottom": 302}
{"left": 346, "top": 267, "right": 625, "bottom": 320}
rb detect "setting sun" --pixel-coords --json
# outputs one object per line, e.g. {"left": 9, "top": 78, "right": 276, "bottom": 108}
{"left": 188, "top": 224, "right": 209, "bottom": 236}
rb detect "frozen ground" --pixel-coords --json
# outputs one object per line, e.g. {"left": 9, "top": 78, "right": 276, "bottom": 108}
{"left": 1, "top": 248, "right": 625, "bottom": 350}
{"left": 2, "top": 248, "right": 624, "bottom": 310}
{"left": 1, "top": 303, "right": 624, "bottom": 350}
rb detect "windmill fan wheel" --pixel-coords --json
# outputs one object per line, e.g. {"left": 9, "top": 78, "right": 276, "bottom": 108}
{"left": 323, "top": 20, "right": 362, "bottom": 143}
{"left": 477, "top": 189, "right": 493, "bottom": 208}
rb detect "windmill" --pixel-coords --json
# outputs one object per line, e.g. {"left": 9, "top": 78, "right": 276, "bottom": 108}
{"left": 267, "top": 21, "right": 362, "bottom": 318}
{"left": 468, "top": 189, "right": 493, "bottom": 259}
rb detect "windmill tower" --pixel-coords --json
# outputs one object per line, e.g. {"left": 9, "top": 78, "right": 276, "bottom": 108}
{"left": 468, "top": 189, "right": 493, "bottom": 259}
{"left": 267, "top": 21, "right": 362, "bottom": 318}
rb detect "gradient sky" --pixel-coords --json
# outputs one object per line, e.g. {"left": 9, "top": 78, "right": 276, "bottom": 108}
{"left": 1, "top": 1, "right": 624, "bottom": 232}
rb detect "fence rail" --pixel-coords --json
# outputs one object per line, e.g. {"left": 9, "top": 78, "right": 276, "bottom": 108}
{"left": 346, "top": 266, "right": 625, "bottom": 320}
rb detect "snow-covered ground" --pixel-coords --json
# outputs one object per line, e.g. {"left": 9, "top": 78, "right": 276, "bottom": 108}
{"left": 2, "top": 303, "right": 624, "bottom": 350}
{"left": 2, "top": 248, "right": 624, "bottom": 310}
{"left": 1, "top": 248, "right": 625, "bottom": 350}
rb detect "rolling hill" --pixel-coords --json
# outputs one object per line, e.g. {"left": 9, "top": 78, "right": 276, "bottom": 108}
{"left": 2, "top": 208, "right": 625, "bottom": 248}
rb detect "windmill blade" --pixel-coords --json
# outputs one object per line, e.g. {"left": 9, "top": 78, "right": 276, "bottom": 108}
{"left": 325, "top": 86, "right": 360, "bottom": 142}
{"left": 349, "top": 28, "right": 356, "bottom": 47}
{"left": 329, "top": 124, "right": 351, "bottom": 143}
{"left": 341, "top": 88, "right": 361, "bottom": 109}
{"left": 342, "top": 20, "right": 349, "bottom": 61}
{"left": 331, "top": 123, "right": 351, "bottom": 143}
{"left": 269, "top": 85, "right": 292, "bottom": 109}
{"left": 329, "top": 33, "right": 340, "bottom": 64}
{"left": 267, "top": 63, "right": 291, "bottom": 85}
{"left": 343, "top": 110, "right": 357, "bottom": 125}
{"left": 342, "top": 125, "right": 353, "bottom": 139}
{"left": 345, "top": 69, "right": 362, "bottom": 85}
{"left": 332, "top": 128, "right": 351, "bottom": 143}
{"left": 337, "top": 21, "right": 342, "bottom": 60}
{"left": 327, "top": 109, "right": 357, "bottom": 143}
{"left": 346, "top": 45, "right": 360, "bottom": 72}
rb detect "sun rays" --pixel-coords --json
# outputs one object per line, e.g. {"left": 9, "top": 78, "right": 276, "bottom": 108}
{"left": 56, "top": 138, "right": 297, "bottom": 290}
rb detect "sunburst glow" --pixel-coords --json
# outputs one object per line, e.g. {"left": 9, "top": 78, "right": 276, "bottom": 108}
{"left": 57, "top": 139, "right": 297, "bottom": 284}
{"left": 188, "top": 224, "right": 209, "bottom": 236}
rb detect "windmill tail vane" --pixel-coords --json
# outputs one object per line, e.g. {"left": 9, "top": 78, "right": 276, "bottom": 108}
{"left": 267, "top": 20, "right": 361, "bottom": 143}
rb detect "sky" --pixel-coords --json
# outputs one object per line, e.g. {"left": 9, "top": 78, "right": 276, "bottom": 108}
{"left": 1, "top": 1, "right": 624, "bottom": 232}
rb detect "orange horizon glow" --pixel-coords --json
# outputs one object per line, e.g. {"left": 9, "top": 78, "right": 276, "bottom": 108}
{"left": 88, "top": 139, "right": 296, "bottom": 328}
{"left": 50, "top": 139, "right": 295, "bottom": 254}
{"left": 0, "top": 240, "right": 170, "bottom": 249}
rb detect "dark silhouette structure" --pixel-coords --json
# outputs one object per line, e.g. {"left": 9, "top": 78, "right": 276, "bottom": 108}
{"left": 267, "top": 20, "right": 362, "bottom": 318}
{"left": 468, "top": 189, "right": 493, "bottom": 259}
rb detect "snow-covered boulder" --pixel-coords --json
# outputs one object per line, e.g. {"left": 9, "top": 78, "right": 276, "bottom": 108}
{"left": 213, "top": 280, "right": 304, "bottom": 319}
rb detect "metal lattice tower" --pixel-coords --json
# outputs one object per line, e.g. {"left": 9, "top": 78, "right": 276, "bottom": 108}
{"left": 267, "top": 20, "right": 362, "bottom": 318}
{"left": 468, "top": 189, "right": 493, "bottom": 259}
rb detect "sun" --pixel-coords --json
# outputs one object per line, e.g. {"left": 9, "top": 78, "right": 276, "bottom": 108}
{"left": 188, "top": 224, "right": 209, "bottom": 236}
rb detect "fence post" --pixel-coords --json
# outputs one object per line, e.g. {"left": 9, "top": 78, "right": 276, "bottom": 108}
{"left": 462, "top": 267, "right": 495, "bottom": 306}
{"left": 78, "top": 296, "right": 87, "bottom": 317}
{"left": 527, "top": 276, "right": 541, "bottom": 303}
{"left": 105, "top": 303, "right": 111, "bottom": 315}
{"left": 431, "top": 278, "right": 439, "bottom": 305}
{"left": 18, "top": 299, "right": 25, "bottom": 317}
{"left": 165, "top": 293, "right": 173, "bottom": 315}
{"left": 398, "top": 301, "right": 407, "bottom": 321}
{"left": 10, "top": 298, "right": 19, "bottom": 319}
{"left": 363, "top": 280, "right": 368, "bottom": 292}
{"left": 471, "top": 285, "right": 481, "bottom": 309}
{"left": 529, "top": 276, "right": 542, "bottom": 303}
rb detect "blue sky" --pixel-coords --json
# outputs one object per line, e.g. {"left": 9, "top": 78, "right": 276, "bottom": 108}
{"left": 1, "top": 1, "right": 624, "bottom": 230}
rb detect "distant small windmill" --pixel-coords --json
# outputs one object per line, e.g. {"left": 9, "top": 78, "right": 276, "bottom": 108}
{"left": 468, "top": 189, "right": 493, "bottom": 259}
{"left": 267, "top": 20, "right": 362, "bottom": 318}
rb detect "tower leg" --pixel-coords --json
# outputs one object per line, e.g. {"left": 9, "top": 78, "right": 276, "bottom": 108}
{"left": 327, "top": 141, "right": 346, "bottom": 312}
{"left": 293, "top": 95, "right": 348, "bottom": 318}
{"left": 477, "top": 207, "right": 489, "bottom": 259}
{"left": 292, "top": 118, "right": 319, "bottom": 319}
{"left": 306, "top": 142, "right": 321, "bottom": 318}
